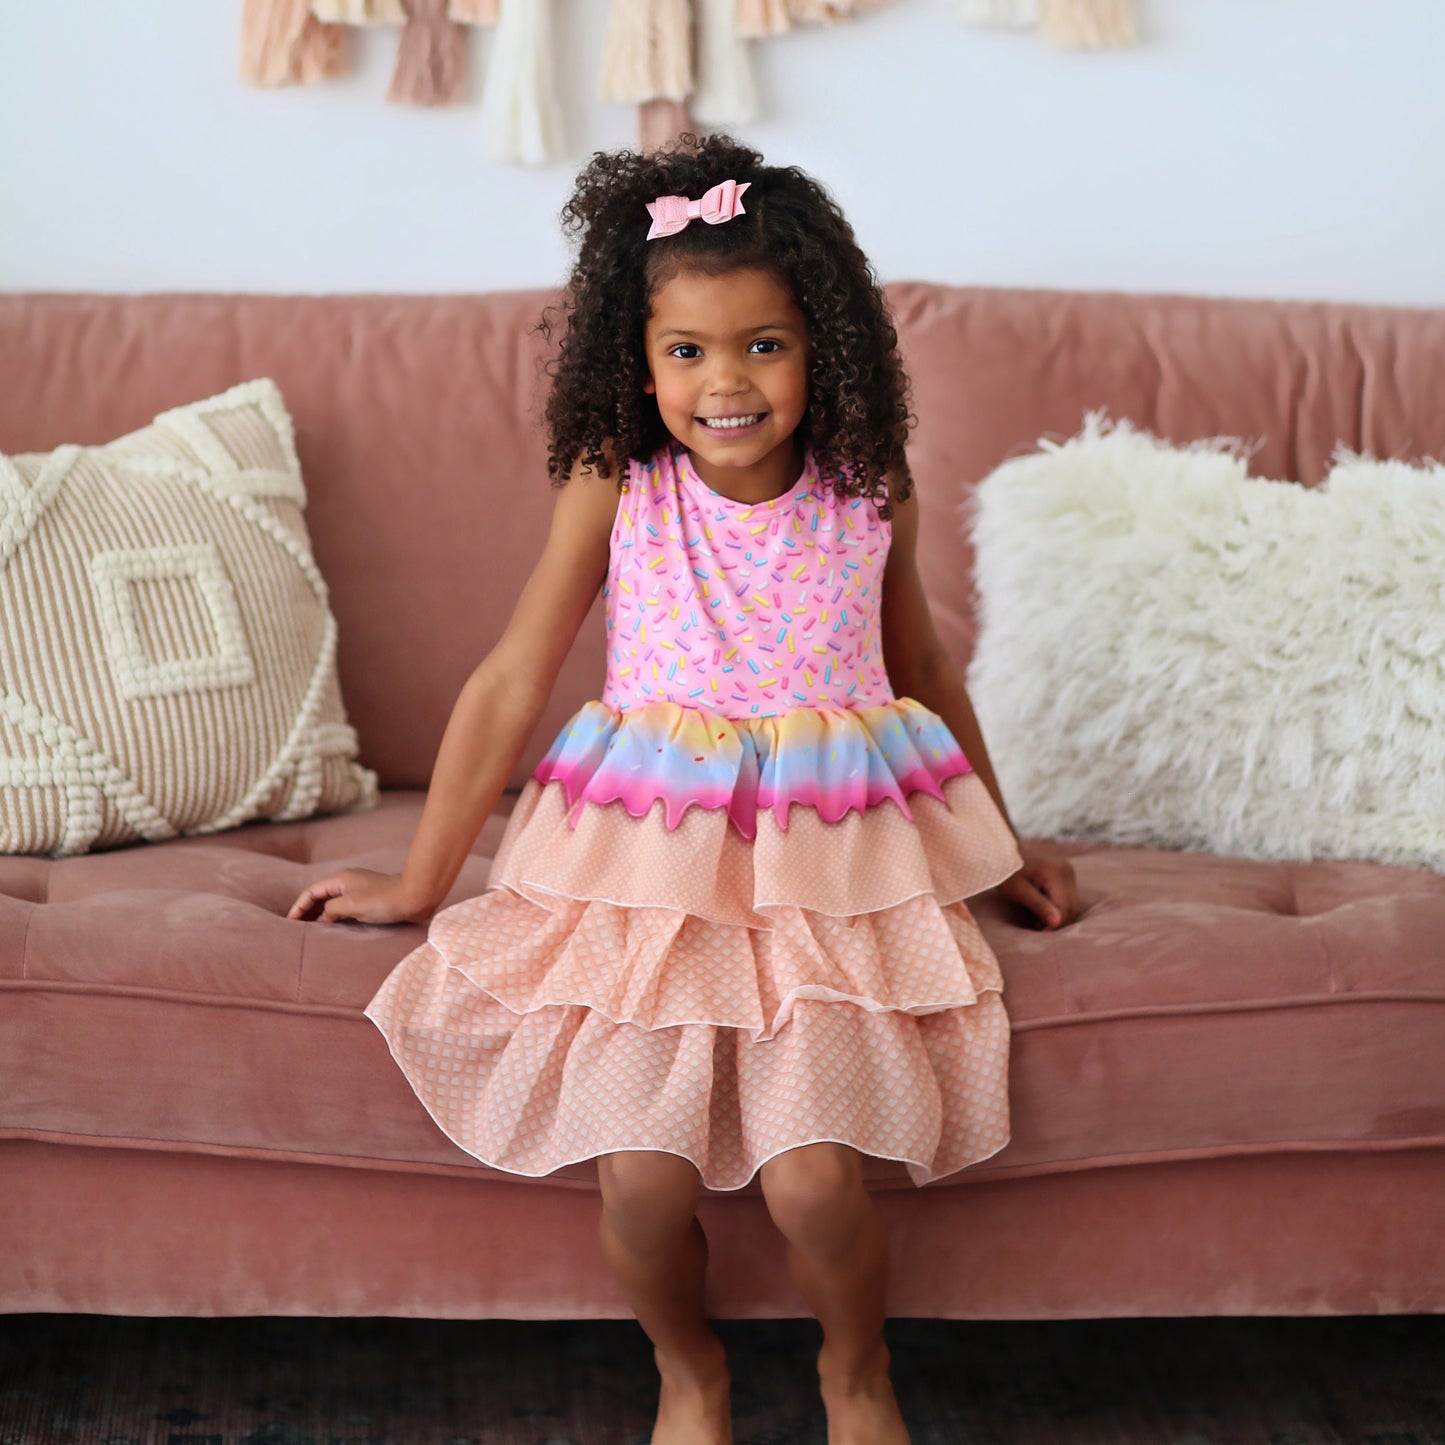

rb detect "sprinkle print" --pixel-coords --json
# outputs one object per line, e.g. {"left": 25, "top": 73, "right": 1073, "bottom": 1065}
{"left": 602, "top": 446, "right": 894, "bottom": 717}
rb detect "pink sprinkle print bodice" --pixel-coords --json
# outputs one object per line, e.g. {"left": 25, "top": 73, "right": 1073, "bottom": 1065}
{"left": 602, "top": 444, "right": 894, "bottom": 715}
{"left": 530, "top": 443, "right": 977, "bottom": 841}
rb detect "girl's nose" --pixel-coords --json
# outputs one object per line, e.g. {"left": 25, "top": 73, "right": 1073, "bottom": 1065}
{"left": 706, "top": 359, "right": 749, "bottom": 393}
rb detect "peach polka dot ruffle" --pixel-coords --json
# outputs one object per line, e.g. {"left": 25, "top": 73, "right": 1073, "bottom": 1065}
{"left": 364, "top": 756, "right": 1024, "bottom": 1189}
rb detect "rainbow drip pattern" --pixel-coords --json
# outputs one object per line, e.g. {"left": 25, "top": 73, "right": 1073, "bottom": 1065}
{"left": 531, "top": 696, "right": 975, "bottom": 840}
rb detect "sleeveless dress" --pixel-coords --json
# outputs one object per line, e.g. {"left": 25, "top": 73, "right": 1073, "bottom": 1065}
{"left": 363, "top": 442, "right": 1024, "bottom": 1190}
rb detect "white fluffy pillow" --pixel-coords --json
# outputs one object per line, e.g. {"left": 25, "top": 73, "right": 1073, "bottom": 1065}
{"left": 963, "top": 416, "right": 1445, "bottom": 871}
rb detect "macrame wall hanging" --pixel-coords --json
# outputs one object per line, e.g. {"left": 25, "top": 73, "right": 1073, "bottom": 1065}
{"left": 239, "top": 0, "right": 1136, "bottom": 166}
{"left": 957, "top": 0, "right": 1137, "bottom": 48}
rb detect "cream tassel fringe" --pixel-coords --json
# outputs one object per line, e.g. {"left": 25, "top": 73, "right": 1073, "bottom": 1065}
{"left": 448, "top": 0, "right": 499, "bottom": 21}
{"left": 311, "top": 0, "right": 405, "bottom": 22}
{"left": 788, "top": 0, "right": 879, "bottom": 20}
{"left": 241, "top": 0, "right": 307, "bottom": 83}
{"left": 387, "top": 0, "right": 469, "bottom": 105}
{"left": 740, "top": 0, "right": 891, "bottom": 28}
{"left": 241, "top": 0, "right": 350, "bottom": 85}
{"left": 692, "top": 0, "right": 756, "bottom": 124}
{"left": 957, "top": 0, "right": 1038, "bottom": 26}
{"left": 1040, "top": 0, "right": 1135, "bottom": 46}
{"left": 640, "top": 99, "right": 693, "bottom": 153}
{"left": 737, "top": 0, "right": 791, "bottom": 36}
{"left": 482, "top": 0, "right": 563, "bottom": 164}
{"left": 600, "top": 0, "right": 693, "bottom": 104}
{"left": 296, "top": 17, "right": 351, "bottom": 78}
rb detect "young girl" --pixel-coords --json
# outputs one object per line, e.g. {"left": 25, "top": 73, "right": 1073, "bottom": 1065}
{"left": 289, "top": 131, "right": 1078, "bottom": 1445}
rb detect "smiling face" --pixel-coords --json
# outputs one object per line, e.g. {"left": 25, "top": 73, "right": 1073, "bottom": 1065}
{"left": 642, "top": 265, "right": 811, "bottom": 503}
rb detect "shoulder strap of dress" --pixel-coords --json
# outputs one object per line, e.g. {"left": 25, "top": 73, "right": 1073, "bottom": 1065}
{"left": 612, "top": 447, "right": 667, "bottom": 547}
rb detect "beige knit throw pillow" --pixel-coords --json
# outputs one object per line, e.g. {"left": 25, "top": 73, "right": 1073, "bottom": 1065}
{"left": 0, "top": 378, "right": 378, "bottom": 857}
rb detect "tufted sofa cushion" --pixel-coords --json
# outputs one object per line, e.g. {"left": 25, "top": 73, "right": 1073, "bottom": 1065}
{"left": 3, "top": 797, "right": 1441, "bottom": 1191}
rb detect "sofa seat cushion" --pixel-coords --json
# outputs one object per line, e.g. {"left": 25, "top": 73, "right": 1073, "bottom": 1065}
{"left": 2, "top": 797, "right": 1442, "bottom": 1193}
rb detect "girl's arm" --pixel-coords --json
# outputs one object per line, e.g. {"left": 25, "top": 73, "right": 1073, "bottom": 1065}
{"left": 396, "top": 455, "right": 622, "bottom": 915}
{"left": 287, "top": 454, "right": 621, "bottom": 924}
{"left": 878, "top": 480, "right": 1017, "bottom": 836}
{"left": 879, "top": 478, "right": 1080, "bottom": 929}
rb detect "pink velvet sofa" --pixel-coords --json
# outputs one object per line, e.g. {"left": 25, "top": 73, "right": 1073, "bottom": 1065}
{"left": 2, "top": 283, "right": 1443, "bottom": 1321}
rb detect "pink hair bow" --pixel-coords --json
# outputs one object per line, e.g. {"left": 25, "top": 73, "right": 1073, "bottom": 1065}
{"left": 645, "top": 179, "right": 751, "bottom": 241}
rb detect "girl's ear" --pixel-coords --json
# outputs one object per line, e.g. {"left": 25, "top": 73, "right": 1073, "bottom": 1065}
{"left": 642, "top": 376, "right": 656, "bottom": 395}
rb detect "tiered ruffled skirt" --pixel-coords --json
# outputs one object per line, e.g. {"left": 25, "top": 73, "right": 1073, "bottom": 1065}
{"left": 363, "top": 696, "right": 1024, "bottom": 1190}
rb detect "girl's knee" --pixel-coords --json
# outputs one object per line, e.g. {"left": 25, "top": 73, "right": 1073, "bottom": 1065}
{"left": 759, "top": 1143, "right": 865, "bottom": 1239}
{"left": 597, "top": 1150, "right": 701, "bottom": 1236}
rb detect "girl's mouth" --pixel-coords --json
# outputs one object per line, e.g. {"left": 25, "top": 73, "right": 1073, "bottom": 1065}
{"left": 698, "top": 412, "right": 767, "bottom": 434}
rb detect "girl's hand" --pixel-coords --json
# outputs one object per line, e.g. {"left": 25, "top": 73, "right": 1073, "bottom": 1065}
{"left": 286, "top": 869, "right": 435, "bottom": 926}
{"left": 999, "top": 846, "right": 1080, "bottom": 930}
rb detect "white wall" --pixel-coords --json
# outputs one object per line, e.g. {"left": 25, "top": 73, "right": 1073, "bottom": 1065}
{"left": 1, "top": 0, "right": 1438, "bottom": 305}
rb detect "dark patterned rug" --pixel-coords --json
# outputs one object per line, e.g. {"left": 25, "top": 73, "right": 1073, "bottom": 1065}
{"left": 0, "top": 1313, "right": 1441, "bottom": 1445}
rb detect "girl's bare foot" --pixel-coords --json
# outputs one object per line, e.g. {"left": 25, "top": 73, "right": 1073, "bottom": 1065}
{"left": 652, "top": 1335, "right": 733, "bottom": 1445}
{"left": 817, "top": 1339, "right": 910, "bottom": 1445}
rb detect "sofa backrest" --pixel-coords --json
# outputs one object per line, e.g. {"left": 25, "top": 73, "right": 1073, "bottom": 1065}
{"left": 3, "top": 285, "right": 1442, "bottom": 791}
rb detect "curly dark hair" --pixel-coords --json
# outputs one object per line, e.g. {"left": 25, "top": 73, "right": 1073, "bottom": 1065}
{"left": 535, "top": 131, "right": 915, "bottom": 519}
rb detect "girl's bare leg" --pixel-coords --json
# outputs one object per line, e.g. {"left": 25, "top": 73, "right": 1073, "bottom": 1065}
{"left": 758, "top": 1143, "right": 909, "bottom": 1445}
{"left": 597, "top": 1150, "right": 732, "bottom": 1445}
